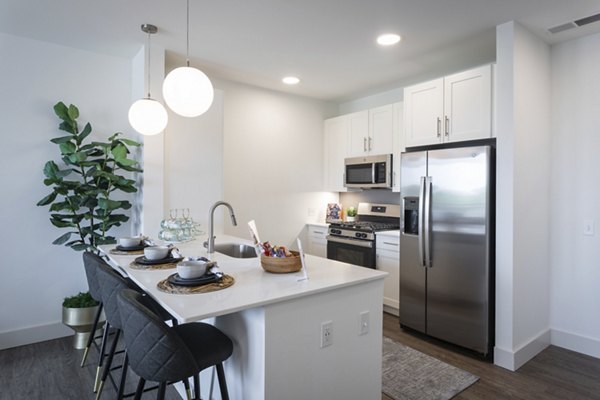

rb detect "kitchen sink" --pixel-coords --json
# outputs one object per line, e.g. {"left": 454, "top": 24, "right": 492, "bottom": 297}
{"left": 214, "top": 243, "right": 257, "bottom": 258}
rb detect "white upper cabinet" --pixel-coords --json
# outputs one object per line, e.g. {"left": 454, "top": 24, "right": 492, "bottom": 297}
{"left": 347, "top": 110, "right": 369, "bottom": 156}
{"left": 404, "top": 65, "right": 492, "bottom": 147}
{"left": 324, "top": 116, "right": 349, "bottom": 192}
{"left": 347, "top": 105, "right": 394, "bottom": 157}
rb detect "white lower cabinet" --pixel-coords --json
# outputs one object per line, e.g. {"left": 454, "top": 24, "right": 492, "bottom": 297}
{"left": 307, "top": 224, "right": 328, "bottom": 258}
{"left": 376, "top": 234, "right": 400, "bottom": 315}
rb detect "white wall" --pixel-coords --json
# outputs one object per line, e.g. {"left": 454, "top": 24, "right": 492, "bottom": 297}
{"left": 494, "top": 21, "right": 552, "bottom": 370}
{"left": 216, "top": 79, "right": 338, "bottom": 248}
{"left": 0, "top": 33, "right": 133, "bottom": 348}
{"left": 549, "top": 32, "right": 600, "bottom": 358}
{"left": 163, "top": 90, "right": 224, "bottom": 233}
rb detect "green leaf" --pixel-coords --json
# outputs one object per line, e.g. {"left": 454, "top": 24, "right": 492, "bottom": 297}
{"left": 108, "top": 132, "right": 122, "bottom": 141}
{"left": 118, "top": 164, "right": 143, "bottom": 173}
{"left": 70, "top": 243, "right": 90, "bottom": 251}
{"left": 59, "top": 121, "right": 76, "bottom": 134}
{"left": 97, "top": 198, "right": 122, "bottom": 211}
{"left": 50, "top": 218, "right": 75, "bottom": 228}
{"left": 55, "top": 168, "right": 73, "bottom": 178}
{"left": 52, "top": 231, "right": 74, "bottom": 245}
{"left": 68, "top": 152, "right": 87, "bottom": 163}
{"left": 43, "top": 161, "right": 59, "bottom": 179}
{"left": 50, "top": 136, "right": 74, "bottom": 144}
{"left": 37, "top": 192, "right": 58, "bottom": 206}
{"left": 67, "top": 104, "right": 79, "bottom": 120}
{"left": 119, "top": 200, "right": 132, "bottom": 210}
{"left": 117, "top": 138, "right": 141, "bottom": 147}
{"left": 53, "top": 102, "right": 69, "bottom": 121}
{"left": 111, "top": 143, "right": 127, "bottom": 160}
{"left": 59, "top": 142, "right": 76, "bottom": 155}
{"left": 49, "top": 201, "right": 71, "bottom": 212}
{"left": 78, "top": 123, "right": 92, "bottom": 143}
{"left": 115, "top": 158, "right": 137, "bottom": 167}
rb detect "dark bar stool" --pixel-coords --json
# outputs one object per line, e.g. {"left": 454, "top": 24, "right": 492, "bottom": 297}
{"left": 117, "top": 288, "right": 234, "bottom": 400}
{"left": 81, "top": 252, "right": 106, "bottom": 368}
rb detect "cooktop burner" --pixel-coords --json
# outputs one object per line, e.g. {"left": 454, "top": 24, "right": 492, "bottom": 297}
{"left": 329, "top": 221, "right": 400, "bottom": 232}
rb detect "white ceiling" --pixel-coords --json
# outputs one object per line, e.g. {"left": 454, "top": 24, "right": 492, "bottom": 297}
{"left": 1, "top": 0, "right": 600, "bottom": 102}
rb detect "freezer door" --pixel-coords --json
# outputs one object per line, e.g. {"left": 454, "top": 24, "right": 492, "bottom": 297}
{"left": 399, "top": 151, "right": 427, "bottom": 333}
{"left": 426, "top": 145, "right": 491, "bottom": 354}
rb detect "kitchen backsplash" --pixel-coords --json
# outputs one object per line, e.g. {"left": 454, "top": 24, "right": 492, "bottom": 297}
{"left": 339, "top": 190, "right": 401, "bottom": 208}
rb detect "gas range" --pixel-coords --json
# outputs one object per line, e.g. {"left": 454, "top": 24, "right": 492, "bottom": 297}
{"left": 327, "top": 203, "right": 400, "bottom": 242}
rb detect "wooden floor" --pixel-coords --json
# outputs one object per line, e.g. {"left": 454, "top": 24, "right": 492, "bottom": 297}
{"left": 382, "top": 312, "right": 600, "bottom": 400}
{"left": 1, "top": 314, "right": 599, "bottom": 399}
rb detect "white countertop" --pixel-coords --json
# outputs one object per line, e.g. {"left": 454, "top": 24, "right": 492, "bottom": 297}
{"left": 306, "top": 221, "right": 329, "bottom": 228}
{"left": 100, "top": 235, "right": 386, "bottom": 323}
{"left": 376, "top": 230, "right": 400, "bottom": 238}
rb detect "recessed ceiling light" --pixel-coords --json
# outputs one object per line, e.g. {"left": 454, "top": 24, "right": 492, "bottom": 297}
{"left": 282, "top": 76, "right": 300, "bottom": 85}
{"left": 377, "top": 33, "right": 401, "bottom": 46}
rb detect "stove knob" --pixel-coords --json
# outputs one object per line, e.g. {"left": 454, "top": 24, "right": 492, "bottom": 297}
{"left": 361, "top": 233, "right": 368, "bottom": 238}
{"left": 355, "top": 232, "right": 362, "bottom": 238}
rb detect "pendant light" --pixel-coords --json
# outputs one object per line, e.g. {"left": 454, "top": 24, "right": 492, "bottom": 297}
{"left": 162, "top": 0, "right": 214, "bottom": 117}
{"left": 128, "top": 24, "right": 169, "bottom": 136}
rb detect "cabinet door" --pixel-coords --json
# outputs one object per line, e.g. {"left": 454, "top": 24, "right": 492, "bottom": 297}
{"left": 368, "top": 104, "right": 394, "bottom": 155}
{"left": 444, "top": 64, "right": 492, "bottom": 143}
{"left": 404, "top": 78, "right": 444, "bottom": 147}
{"left": 347, "top": 110, "right": 369, "bottom": 157}
{"left": 324, "top": 116, "right": 349, "bottom": 192}
{"left": 392, "top": 102, "right": 404, "bottom": 192}
{"left": 307, "top": 225, "right": 328, "bottom": 258}
{"left": 376, "top": 245, "right": 400, "bottom": 313}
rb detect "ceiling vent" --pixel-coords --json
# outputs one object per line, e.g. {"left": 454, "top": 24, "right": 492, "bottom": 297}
{"left": 548, "top": 11, "right": 600, "bottom": 34}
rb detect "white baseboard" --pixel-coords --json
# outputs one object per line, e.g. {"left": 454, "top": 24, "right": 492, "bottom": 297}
{"left": 0, "top": 322, "right": 71, "bottom": 350}
{"left": 551, "top": 328, "right": 600, "bottom": 359}
{"left": 494, "top": 329, "right": 550, "bottom": 371}
{"left": 383, "top": 304, "right": 399, "bottom": 316}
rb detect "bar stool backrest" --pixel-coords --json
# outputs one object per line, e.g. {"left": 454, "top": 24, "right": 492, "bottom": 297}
{"left": 82, "top": 252, "right": 105, "bottom": 302}
{"left": 117, "top": 289, "right": 199, "bottom": 383}
{"left": 95, "top": 261, "right": 135, "bottom": 330}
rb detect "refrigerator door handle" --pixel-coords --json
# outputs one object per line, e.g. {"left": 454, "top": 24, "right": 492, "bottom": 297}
{"left": 424, "top": 176, "right": 432, "bottom": 267}
{"left": 418, "top": 176, "right": 426, "bottom": 267}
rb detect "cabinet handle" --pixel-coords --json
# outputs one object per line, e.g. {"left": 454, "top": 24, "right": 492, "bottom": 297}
{"left": 436, "top": 117, "right": 441, "bottom": 138}
{"left": 313, "top": 231, "right": 324, "bottom": 235}
{"left": 368, "top": 137, "right": 372, "bottom": 151}
{"left": 444, "top": 116, "right": 449, "bottom": 137}
{"left": 383, "top": 241, "right": 399, "bottom": 246}
{"left": 363, "top": 137, "right": 367, "bottom": 152}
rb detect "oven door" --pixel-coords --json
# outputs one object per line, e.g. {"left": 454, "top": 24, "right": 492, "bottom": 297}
{"left": 326, "top": 235, "right": 376, "bottom": 269}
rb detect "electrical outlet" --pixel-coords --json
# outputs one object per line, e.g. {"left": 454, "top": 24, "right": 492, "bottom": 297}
{"left": 583, "top": 219, "right": 595, "bottom": 236}
{"left": 359, "top": 311, "right": 370, "bottom": 336}
{"left": 320, "top": 321, "right": 333, "bottom": 348}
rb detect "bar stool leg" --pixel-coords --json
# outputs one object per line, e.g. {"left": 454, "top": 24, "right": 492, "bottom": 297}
{"left": 216, "top": 363, "right": 229, "bottom": 400}
{"left": 96, "top": 329, "right": 121, "bottom": 400}
{"left": 133, "top": 377, "right": 145, "bottom": 400}
{"left": 94, "top": 321, "right": 111, "bottom": 392}
{"left": 116, "top": 352, "right": 129, "bottom": 400}
{"left": 157, "top": 382, "right": 167, "bottom": 400}
{"left": 182, "top": 378, "right": 192, "bottom": 400}
{"left": 193, "top": 374, "right": 200, "bottom": 400}
{"left": 81, "top": 303, "right": 103, "bottom": 367}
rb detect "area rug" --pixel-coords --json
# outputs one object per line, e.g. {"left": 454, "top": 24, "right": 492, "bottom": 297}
{"left": 382, "top": 337, "right": 479, "bottom": 400}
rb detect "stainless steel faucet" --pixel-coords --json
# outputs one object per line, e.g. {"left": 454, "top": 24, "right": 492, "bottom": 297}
{"left": 206, "top": 201, "right": 238, "bottom": 253}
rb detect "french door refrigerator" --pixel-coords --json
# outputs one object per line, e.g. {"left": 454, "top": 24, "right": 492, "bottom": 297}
{"left": 400, "top": 141, "right": 494, "bottom": 357}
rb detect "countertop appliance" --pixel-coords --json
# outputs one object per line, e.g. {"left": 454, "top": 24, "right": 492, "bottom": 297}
{"left": 400, "top": 141, "right": 495, "bottom": 357}
{"left": 344, "top": 154, "right": 392, "bottom": 189}
{"left": 327, "top": 202, "right": 400, "bottom": 268}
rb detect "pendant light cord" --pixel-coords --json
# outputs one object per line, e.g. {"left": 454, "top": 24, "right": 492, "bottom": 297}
{"left": 147, "top": 30, "right": 152, "bottom": 98}
{"left": 186, "top": 0, "right": 190, "bottom": 67}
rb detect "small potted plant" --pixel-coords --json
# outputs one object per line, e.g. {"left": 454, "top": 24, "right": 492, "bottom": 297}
{"left": 62, "top": 292, "right": 104, "bottom": 349}
{"left": 346, "top": 207, "right": 357, "bottom": 222}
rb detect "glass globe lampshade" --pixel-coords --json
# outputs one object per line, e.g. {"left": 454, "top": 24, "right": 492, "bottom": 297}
{"left": 128, "top": 98, "right": 168, "bottom": 136}
{"left": 162, "top": 66, "right": 214, "bottom": 117}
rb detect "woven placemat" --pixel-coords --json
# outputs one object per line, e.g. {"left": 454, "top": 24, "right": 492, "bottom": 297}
{"left": 110, "top": 248, "right": 144, "bottom": 256}
{"left": 156, "top": 274, "right": 234, "bottom": 294}
{"left": 129, "top": 260, "right": 178, "bottom": 270}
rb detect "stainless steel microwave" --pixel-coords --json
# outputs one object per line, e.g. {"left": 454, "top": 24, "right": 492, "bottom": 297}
{"left": 344, "top": 154, "right": 392, "bottom": 189}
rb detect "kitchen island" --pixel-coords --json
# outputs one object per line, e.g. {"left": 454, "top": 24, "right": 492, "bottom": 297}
{"left": 100, "top": 235, "right": 387, "bottom": 400}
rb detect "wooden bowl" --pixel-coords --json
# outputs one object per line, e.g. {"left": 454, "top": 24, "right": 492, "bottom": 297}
{"left": 261, "top": 251, "right": 302, "bottom": 273}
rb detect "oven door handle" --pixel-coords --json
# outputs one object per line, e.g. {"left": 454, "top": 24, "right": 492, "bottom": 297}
{"left": 326, "top": 235, "right": 374, "bottom": 248}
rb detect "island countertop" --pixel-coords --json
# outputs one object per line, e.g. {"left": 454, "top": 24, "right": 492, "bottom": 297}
{"left": 99, "top": 235, "right": 387, "bottom": 323}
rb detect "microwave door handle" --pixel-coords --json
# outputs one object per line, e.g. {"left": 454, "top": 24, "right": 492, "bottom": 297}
{"left": 424, "top": 176, "right": 432, "bottom": 267}
{"left": 418, "top": 177, "right": 426, "bottom": 267}
{"left": 372, "top": 163, "right": 376, "bottom": 184}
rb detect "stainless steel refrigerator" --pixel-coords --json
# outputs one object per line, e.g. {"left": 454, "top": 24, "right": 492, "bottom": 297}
{"left": 400, "top": 142, "right": 494, "bottom": 357}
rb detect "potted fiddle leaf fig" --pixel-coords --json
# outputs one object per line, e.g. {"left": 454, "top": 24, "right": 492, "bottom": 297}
{"left": 37, "top": 101, "right": 142, "bottom": 252}
{"left": 37, "top": 101, "right": 141, "bottom": 347}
